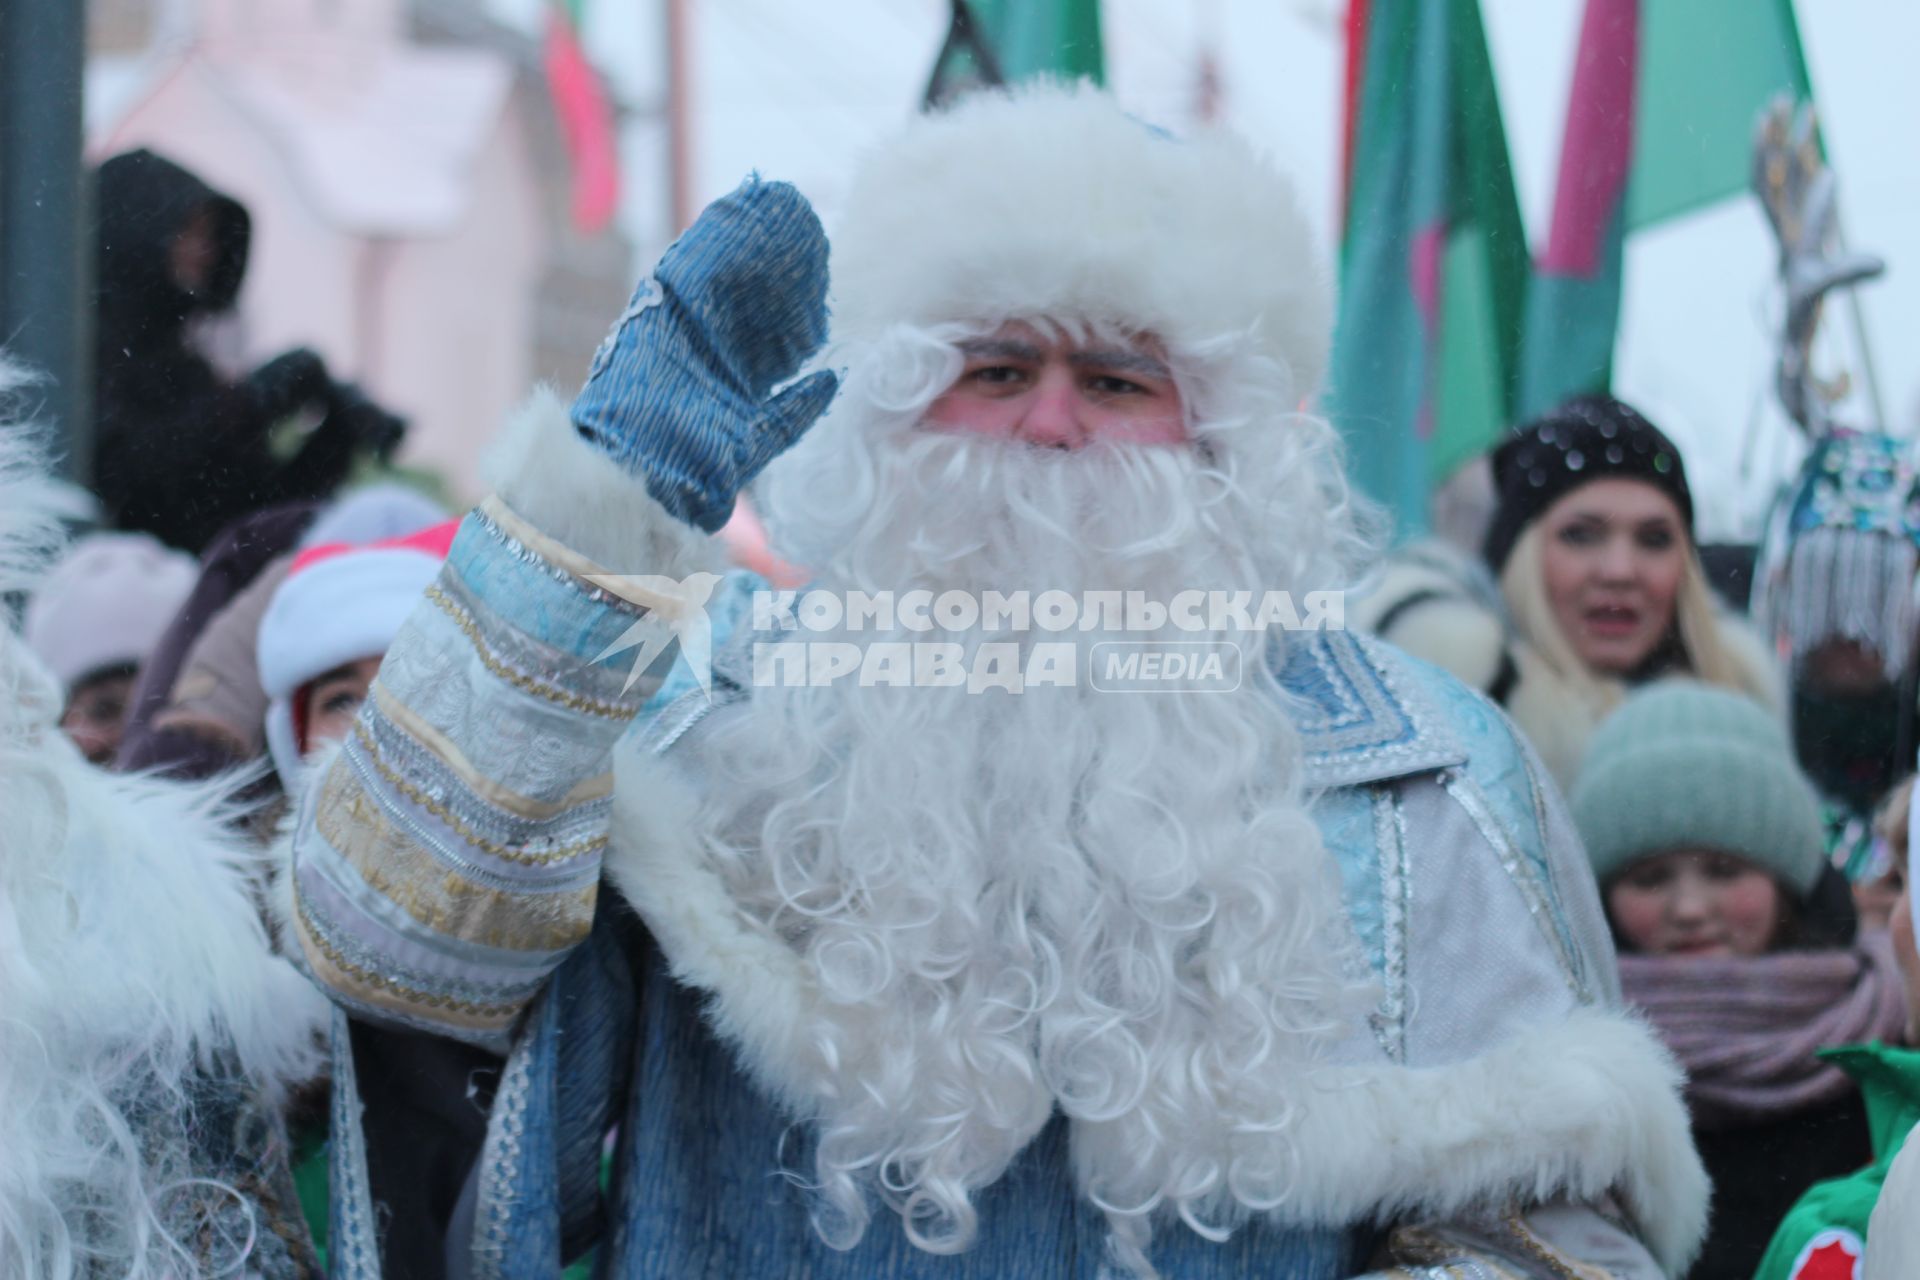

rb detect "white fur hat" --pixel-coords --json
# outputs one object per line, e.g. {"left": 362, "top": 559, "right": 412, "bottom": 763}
{"left": 257, "top": 521, "right": 454, "bottom": 784}
{"left": 828, "top": 82, "right": 1331, "bottom": 400}
{"left": 23, "top": 531, "right": 197, "bottom": 693}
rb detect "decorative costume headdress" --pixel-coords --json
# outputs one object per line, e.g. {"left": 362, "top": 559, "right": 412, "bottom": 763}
{"left": 1746, "top": 99, "right": 1920, "bottom": 867}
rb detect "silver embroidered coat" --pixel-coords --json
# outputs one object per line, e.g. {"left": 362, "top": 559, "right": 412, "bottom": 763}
{"left": 286, "top": 404, "right": 1709, "bottom": 1279}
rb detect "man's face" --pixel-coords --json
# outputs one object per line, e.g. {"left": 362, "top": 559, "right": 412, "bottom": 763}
{"left": 924, "top": 321, "right": 1187, "bottom": 450}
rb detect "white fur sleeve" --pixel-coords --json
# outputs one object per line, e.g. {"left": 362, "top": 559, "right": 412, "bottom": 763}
{"left": 481, "top": 387, "right": 720, "bottom": 580}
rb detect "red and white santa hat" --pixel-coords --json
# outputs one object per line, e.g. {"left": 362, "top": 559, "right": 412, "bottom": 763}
{"left": 257, "top": 520, "right": 457, "bottom": 783}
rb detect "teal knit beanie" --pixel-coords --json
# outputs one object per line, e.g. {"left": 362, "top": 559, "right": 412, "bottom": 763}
{"left": 1569, "top": 679, "right": 1825, "bottom": 897}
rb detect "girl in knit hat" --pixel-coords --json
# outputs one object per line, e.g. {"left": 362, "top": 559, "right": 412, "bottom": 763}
{"left": 1357, "top": 395, "right": 1781, "bottom": 789}
{"left": 23, "top": 530, "right": 197, "bottom": 762}
{"left": 1572, "top": 680, "right": 1908, "bottom": 1279}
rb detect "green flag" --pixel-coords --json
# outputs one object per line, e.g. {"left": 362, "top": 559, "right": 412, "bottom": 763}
{"left": 1518, "top": 0, "right": 1813, "bottom": 417}
{"left": 1326, "top": 0, "right": 1529, "bottom": 537}
{"left": 1631, "top": 0, "right": 1813, "bottom": 227}
{"left": 924, "top": 0, "right": 1104, "bottom": 107}
{"left": 965, "top": 0, "right": 1103, "bottom": 83}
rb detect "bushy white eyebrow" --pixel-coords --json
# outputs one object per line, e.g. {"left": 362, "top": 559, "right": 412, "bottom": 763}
{"left": 956, "top": 337, "right": 1045, "bottom": 362}
{"left": 1068, "top": 349, "right": 1172, "bottom": 380}
{"left": 954, "top": 338, "right": 1172, "bottom": 381}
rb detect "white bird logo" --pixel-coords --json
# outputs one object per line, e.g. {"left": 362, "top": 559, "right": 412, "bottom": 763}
{"left": 583, "top": 570, "right": 724, "bottom": 697}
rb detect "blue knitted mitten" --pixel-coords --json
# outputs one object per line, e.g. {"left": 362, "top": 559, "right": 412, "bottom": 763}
{"left": 571, "top": 176, "right": 838, "bottom": 532}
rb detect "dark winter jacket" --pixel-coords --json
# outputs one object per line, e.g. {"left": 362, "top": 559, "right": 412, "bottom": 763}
{"left": 91, "top": 149, "right": 364, "bottom": 553}
{"left": 1692, "top": 1091, "right": 1873, "bottom": 1279}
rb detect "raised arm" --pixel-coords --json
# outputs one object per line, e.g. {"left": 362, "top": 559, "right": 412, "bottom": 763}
{"left": 284, "top": 178, "right": 838, "bottom": 1051}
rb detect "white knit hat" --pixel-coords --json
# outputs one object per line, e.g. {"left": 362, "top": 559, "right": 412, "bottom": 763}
{"left": 23, "top": 531, "right": 197, "bottom": 693}
{"left": 257, "top": 521, "right": 455, "bottom": 783}
{"left": 829, "top": 82, "right": 1331, "bottom": 402}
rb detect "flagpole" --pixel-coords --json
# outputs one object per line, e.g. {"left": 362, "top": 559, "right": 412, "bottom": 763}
{"left": 665, "top": 0, "right": 693, "bottom": 234}
{"left": 1835, "top": 218, "right": 1890, "bottom": 430}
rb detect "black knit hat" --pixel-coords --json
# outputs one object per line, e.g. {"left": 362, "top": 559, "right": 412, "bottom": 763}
{"left": 1482, "top": 394, "right": 1694, "bottom": 574}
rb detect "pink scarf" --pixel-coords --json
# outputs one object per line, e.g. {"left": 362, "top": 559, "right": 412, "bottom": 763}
{"left": 1619, "top": 932, "right": 1910, "bottom": 1129}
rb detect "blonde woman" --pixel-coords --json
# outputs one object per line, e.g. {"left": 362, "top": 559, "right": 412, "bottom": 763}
{"left": 1360, "top": 394, "right": 1781, "bottom": 789}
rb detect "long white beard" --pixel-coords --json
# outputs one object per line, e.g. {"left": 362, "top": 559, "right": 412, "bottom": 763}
{"left": 683, "top": 424, "right": 1378, "bottom": 1270}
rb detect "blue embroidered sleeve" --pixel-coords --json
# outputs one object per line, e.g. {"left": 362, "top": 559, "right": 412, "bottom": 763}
{"left": 288, "top": 504, "right": 669, "bottom": 1048}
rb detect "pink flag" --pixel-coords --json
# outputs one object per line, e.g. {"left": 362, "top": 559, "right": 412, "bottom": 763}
{"left": 543, "top": 8, "right": 619, "bottom": 234}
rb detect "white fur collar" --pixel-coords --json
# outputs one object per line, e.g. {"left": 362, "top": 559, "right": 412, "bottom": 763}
{"left": 4, "top": 737, "right": 327, "bottom": 1089}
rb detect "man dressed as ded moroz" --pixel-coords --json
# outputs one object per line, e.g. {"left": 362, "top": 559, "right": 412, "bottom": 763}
{"left": 288, "top": 84, "right": 1710, "bottom": 1278}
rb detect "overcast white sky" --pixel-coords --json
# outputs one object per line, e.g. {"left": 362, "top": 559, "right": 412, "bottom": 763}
{"left": 490, "top": 0, "right": 1919, "bottom": 539}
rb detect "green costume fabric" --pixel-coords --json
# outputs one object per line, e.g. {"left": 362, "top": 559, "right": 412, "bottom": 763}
{"left": 293, "top": 1127, "right": 329, "bottom": 1271}
{"left": 1754, "top": 1042, "right": 1920, "bottom": 1280}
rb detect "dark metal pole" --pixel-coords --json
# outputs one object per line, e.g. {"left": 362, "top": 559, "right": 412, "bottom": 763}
{"left": 924, "top": 0, "right": 1006, "bottom": 111}
{"left": 0, "top": 0, "right": 93, "bottom": 487}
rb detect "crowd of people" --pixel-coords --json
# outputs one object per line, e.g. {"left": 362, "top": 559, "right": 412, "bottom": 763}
{"left": 4, "top": 83, "right": 1918, "bottom": 1279}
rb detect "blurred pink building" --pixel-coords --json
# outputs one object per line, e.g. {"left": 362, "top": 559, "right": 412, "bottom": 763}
{"left": 89, "top": 0, "right": 632, "bottom": 499}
